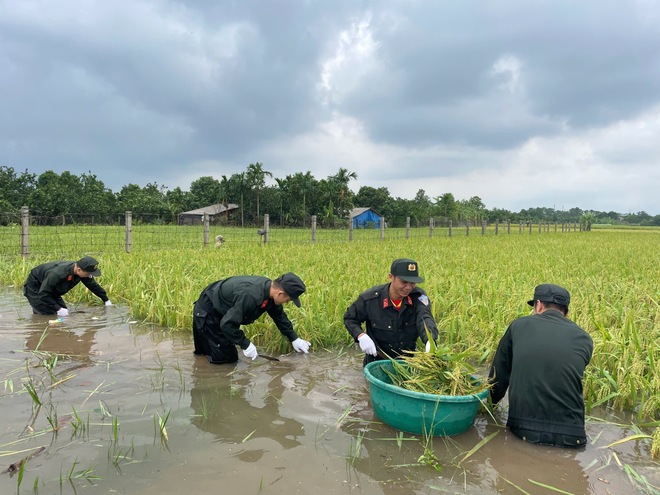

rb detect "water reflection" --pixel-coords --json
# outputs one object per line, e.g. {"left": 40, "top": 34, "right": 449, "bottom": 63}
{"left": 189, "top": 357, "right": 304, "bottom": 450}
{"left": 484, "top": 426, "right": 591, "bottom": 494}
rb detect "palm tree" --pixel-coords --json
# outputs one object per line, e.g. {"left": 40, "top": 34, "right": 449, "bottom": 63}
{"left": 246, "top": 162, "right": 273, "bottom": 219}
{"left": 329, "top": 168, "right": 357, "bottom": 219}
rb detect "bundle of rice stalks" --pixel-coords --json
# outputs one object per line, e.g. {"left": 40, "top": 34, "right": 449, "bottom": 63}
{"left": 384, "top": 340, "right": 489, "bottom": 396}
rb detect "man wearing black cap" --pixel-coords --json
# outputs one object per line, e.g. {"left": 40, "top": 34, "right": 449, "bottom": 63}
{"left": 489, "top": 284, "right": 593, "bottom": 447}
{"left": 192, "top": 272, "right": 310, "bottom": 364}
{"left": 23, "top": 256, "right": 112, "bottom": 315}
{"left": 344, "top": 258, "right": 439, "bottom": 367}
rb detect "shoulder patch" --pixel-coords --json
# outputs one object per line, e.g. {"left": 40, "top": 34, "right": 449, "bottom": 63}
{"left": 418, "top": 294, "right": 429, "bottom": 306}
{"left": 362, "top": 291, "right": 380, "bottom": 301}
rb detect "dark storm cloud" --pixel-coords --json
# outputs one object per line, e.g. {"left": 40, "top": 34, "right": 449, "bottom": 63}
{"left": 1, "top": 0, "right": 659, "bottom": 213}
{"left": 340, "top": 1, "right": 660, "bottom": 149}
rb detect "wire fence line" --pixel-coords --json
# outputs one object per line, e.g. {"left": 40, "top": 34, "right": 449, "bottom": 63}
{"left": 0, "top": 208, "right": 586, "bottom": 258}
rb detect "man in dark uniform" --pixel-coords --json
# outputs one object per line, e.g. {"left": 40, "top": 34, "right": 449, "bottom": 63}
{"left": 192, "top": 272, "right": 310, "bottom": 364}
{"left": 344, "top": 258, "right": 439, "bottom": 367}
{"left": 23, "top": 256, "right": 112, "bottom": 315}
{"left": 489, "top": 284, "right": 593, "bottom": 447}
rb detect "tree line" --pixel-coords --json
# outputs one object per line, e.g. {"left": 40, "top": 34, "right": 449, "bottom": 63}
{"left": 1, "top": 164, "right": 658, "bottom": 227}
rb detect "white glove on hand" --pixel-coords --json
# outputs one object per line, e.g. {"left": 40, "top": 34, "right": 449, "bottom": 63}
{"left": 357, "top": 334, "right": 377, "bottom": 356}
{"left": 292, "top": 338, "right": 311, "bottom": 353}
{"left": 105, "top": 300, "right": 113, "bottom": 306}
{"left": 425, "top": 340, "right": 433, "bottom": 352}
{"left": 243, "top": 342, "right": 258, "bottom": 360}
{"left": 56, "top": 307, "right": 69, "bottom": 317}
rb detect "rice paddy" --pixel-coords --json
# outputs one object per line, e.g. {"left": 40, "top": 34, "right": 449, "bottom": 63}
{"left": 0, "top": 225, "right": 659, "bottom": 481}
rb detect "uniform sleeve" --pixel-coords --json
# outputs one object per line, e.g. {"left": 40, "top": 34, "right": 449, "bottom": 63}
{"left": 219, "top": 294, "right": 254, "bottom": 349}
{"left": 344, "top": 296, "right": 367, "bottom": 341}
{"left": 266, "top": 305, "right": 298, "bottom": 341}
{"left": 414, "top": 291, "right": 439, "bottom": 342}
{"left": 80, "top": 277, "right": 108, "bottom": 302}
{"left": 489, "top": 325, "right": 514, "bottom": 404}
{"left": 37, "top": 272, "right": 64, "bottom": 312}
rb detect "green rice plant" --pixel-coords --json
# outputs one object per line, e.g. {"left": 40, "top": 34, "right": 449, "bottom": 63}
{"left": 69, "top": 405, "right": 85, "bottom": 438}
{"left": 97, "top": 399, "right": 112, "bottom": 419}
{"left": 346, "top": 429, "right": 364, "bottom": 465}
{"left": 153, "top": 410, "right": 170, "bottom": 443}
{"left": 23, "top": 380, "right": 42, "bottom": 408}
{"left": 385, "top": 345, "right": 488, "bottom": 396}
{"left": 111, "top": 415, "right": 119, "bottom": 443}
{"left": 528, "top": 479, "right": 576, "bottom": 494}
{"left": 62, "top": 458, "right": 101, "bottom": 482}
{"left": 417, "top": 433, "right": 443, "bottom": 472}
{"left": 109, "top": 439, "right": 135, "bottom": 469}
{"left": 242, "top": 429, "right": 256, "bottom": 443}
{"left": 16, "top": 456, "right": 25, "bottom": 491}
{"left": 45, "top": 404, "right": 58, "bottom": 433}
{"left": 458, "top": 430, "right": 500, "bottom": 465}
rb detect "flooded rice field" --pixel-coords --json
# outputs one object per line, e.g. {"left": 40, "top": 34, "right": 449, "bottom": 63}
{"left": 0, "top": 289, "right": 657, "bottom": 495}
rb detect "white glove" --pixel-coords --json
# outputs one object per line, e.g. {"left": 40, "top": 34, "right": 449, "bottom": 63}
{"left": 243, "top": 342, "right": 258, "bottom": 360}
{"left": 105, "top": 300, "right": 113, "bottom": 306}
{"left": 292, "top": 338, "right": 311, "bottom": 353}
{"left": 357, "top": 334, "right": 377, "bottom": 356}
{"left": 56, "top": 307, "right": 69, "bottom": 317}
{"left": 425, "top": 340, "right": 432, "bottom": 352}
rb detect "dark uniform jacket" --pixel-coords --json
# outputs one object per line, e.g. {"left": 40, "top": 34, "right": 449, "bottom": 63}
{"left": 344, "top": 283, "right": 439, "bottom": 365}
{"left": 489, "top": 309, "right": 593, "bottom": 439}
{"left": 198, "top": 276, "right": 299, "bottom": 349}
{"left": 23, "top": 261, "right": 108, "bottom": 313}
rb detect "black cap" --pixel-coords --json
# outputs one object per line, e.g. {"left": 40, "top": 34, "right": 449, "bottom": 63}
{"left": 277, "top": 272, "right": 306, "bottom": 307}
{"left": 390, "top": 258, "right": 424, "bottom": 283}
{"left": 77, "top": 256, "right": 101, "bottom": 276}
{"left": 527, "top": 284, "right": 570, "bottom": 307}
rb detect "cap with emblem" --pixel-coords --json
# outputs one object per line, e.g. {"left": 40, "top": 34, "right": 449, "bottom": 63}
{"left": 527, "top": 283, "right": 570, "bottom": 307}
{"left": 276, "top": 272, "right": 306, "bottom": 307}
{"left": 390, "top": 258, "right": 424, "bottom": 283}
{"left": 77, "top": 256, "right": 101, "bottom": 277}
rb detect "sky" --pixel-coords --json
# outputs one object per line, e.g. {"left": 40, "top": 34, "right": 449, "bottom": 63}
{"left": 1, "top": 0, "right": 659, "bottom": 215}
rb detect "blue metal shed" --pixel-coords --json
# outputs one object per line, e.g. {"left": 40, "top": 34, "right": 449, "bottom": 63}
{"left": 350, "top": 207, "right": 383, "bottom": 229}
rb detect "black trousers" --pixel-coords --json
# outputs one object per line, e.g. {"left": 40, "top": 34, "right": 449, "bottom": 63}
{"left": 192, "top": 293, "right": 238, "bottom": 364}
{"left": 510, "top": 426, "right": 587, "bottom": 448}
{"left": 24, "top": 285, "right": 65, "bottom": 315}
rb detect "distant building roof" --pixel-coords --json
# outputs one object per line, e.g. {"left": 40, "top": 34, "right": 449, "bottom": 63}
{"left": 180, "top": 203, "right": 239, "bottom": 216}
{"left": 349, "top": 207, "right": 382, "bottom": 218}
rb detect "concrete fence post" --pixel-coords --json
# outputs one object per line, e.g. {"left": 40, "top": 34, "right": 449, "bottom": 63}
{"left": 125, "top": 211, "right": 132, "bottom": 253}
{"left": 312, "top": 215, "right": 318, "bottom": 242}
{"left": 21, "top": 206, "right": 29, "bottom": 257}
{"left": 263, "top": 214, "right": 269, "bottom": 244}
{"left": 203, "top": 213, "right": 210, "bottom": 247}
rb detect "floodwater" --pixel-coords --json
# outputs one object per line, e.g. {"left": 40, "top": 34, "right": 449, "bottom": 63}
{"left": 0, "top": 289, "right": 657, "bottom": 495}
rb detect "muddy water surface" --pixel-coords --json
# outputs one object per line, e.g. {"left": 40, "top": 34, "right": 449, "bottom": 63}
{"left": 0, "top": 289, "right": 657, "bottom": 495}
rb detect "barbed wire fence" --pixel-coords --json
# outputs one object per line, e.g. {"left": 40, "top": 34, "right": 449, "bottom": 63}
{"left": 0, "top": 207, "right": 586, "bottom": 259}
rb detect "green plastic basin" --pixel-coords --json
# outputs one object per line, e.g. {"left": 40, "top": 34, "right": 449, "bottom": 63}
{"left": 364, "top": 360, "right": 488, "bottom": 436}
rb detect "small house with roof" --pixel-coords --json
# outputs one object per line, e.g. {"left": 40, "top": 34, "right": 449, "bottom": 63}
{"left": 178, "top": 203, "right": 239, "bottom": 225}
{"left": 349, "top": 207, "right": 384, "bottom": 229}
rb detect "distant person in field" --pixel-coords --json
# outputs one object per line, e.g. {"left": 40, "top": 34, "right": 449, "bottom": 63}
{"left": 489, "top": 284, "right": 593, "bottom": 448}
{"left": 23, "top": 256, "right": 112, "bottom": 315}
{"left": 344, "top": 258, "right": 439, "bottom": 367}
{"left": 192, "top": 273, "right": 310, "bottom": 364}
